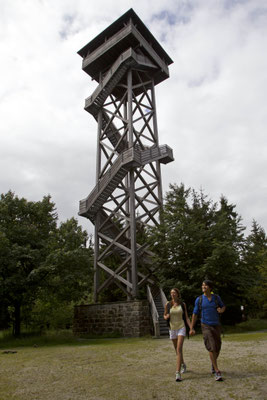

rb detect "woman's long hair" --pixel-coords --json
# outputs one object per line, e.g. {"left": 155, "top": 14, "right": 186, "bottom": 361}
{"left": 170, "top": 288, "right": 181, "bottom": 306}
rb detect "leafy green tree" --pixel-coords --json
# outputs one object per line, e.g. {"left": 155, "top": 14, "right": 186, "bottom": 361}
{"left": 38, "top": 217, "right": 93, "bottom": 303}
{"left": 0, "top": 191, "right": 94, "bottom": 335}
{"left": 28, "top": 217, "right": 94, "bottom": 330}
{"left": 0, "top": 191, "right": 57, "bottom": 336}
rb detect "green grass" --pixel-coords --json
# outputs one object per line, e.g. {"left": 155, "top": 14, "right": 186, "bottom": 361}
{"left": 223, "top": 331, "right": 267, "bottom": 341}
{"left": 223, "top": 318, "right": 267, "bottom": 333}
{"left": 0, "top": 331, "right": 266, "bottom": 400}
{"left": 1, "top": 318, "right": 266, "bottom": 349}
{"left": 0, "top": 329, "right": 128, "bottom": 349}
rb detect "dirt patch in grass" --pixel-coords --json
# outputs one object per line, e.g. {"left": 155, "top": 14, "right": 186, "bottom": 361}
{"left": 0, "top": 333, "right": 266, "bottom": 400}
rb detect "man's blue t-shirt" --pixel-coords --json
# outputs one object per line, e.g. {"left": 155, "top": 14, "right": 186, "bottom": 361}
{"left": 193, "top": 294, "right": 224, "bottom": 326}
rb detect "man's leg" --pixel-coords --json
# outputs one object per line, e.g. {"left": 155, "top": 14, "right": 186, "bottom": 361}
{"left": 209, "top": 350, "right": 219, "bottom": 372}
{"left": 208, "top": 327, "right": 223, "bottom": 380}
{"left": 202, "top": 324, "right": 222, "bottom": 378}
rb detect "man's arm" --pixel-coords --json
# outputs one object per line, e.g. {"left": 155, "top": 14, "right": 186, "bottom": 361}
{"left": 189, "top": 313, "right": 198, "bottom": 336}
{"left": 190, "top": 297, "right": 200, "bottom": 335}
{"left": 217, "top": 306, "right": 226, "bottom": 314}
{"left": 217, "top": 296, "right": 226, "bottom": 314}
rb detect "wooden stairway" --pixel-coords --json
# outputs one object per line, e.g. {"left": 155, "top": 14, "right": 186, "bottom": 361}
{"left": 154, "top": 291, "right": 169, "bottom": 336}
{"left": 85, "top": 48, "right": 157, "bottom": 116}
{"left": 147, "top": 285, "right": 169, "bottom": 337}
{"left": 84, "top": 48, "right": 157, "bottom": 154}
{"left": 79, "top": 145, "right": 173, "bottom": 219}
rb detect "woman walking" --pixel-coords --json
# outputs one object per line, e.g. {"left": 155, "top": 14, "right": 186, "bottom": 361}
{"left": 164, "top": 288, "right": 191, "bottom": 382}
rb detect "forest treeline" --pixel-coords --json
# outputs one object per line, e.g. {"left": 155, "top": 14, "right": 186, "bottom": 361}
{"left": 148, "top": 184, "right": 267, "bottom": 324}
{"left": 0, "top": 185, "right": 266, "bottom": 336}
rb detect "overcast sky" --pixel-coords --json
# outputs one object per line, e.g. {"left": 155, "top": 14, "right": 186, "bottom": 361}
{"left": 1, "top": 0, "right": 266, "bottom": 237}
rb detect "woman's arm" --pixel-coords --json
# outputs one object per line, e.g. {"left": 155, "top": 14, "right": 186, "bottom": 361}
{"left": 183, "top": 303, "right": 191, "bottom": 328}
{"left": 163, "top": 302, "right": 170, "bottom": 320}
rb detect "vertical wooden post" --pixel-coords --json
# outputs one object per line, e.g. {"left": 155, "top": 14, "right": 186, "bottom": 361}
{"left": 151, "top": 80, "right": 163, "bottom": 208}
{"left": 93, "top": 109, "right": 102, "bottom": 302}
{"left": 124, "top": 100, "right": 132, "bottom": 300}
{"left": 127, "top": 69, "right": 138, "bottom": 298}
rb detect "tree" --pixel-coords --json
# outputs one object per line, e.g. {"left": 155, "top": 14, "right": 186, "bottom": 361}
{"left": 149, "top": 184, "right": 212, "bottom": 304}
{"left": 0, "top": 191, "right": 57, "bottom": 336}
{"left": 28, "top": 218, "right": 94, "bottom": 330}
{"left": 0, "top": 192, "right": 94, "bottom": 334}
{"left": 203, "top": 196, "right": 246, "bottom": 305}
{"left": 148, "top": 183, "right": 247, "bottom": 316}
{"left": 38, "top": 217, "right": 93, "bottom": 303}
{"left": 242, "top": 220, "right": 267, "bottom": 316}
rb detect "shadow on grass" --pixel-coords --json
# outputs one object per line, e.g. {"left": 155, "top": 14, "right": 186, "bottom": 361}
{"left": 175, "top": 368, "right": 266, "bottom": 383}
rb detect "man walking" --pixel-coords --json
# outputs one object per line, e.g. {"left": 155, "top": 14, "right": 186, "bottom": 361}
{"left": 190, "top": 280, "right": 225, "bottom": 381}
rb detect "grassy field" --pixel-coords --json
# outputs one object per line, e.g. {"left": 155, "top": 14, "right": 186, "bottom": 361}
{"left": 0, "top": 327, "right": 266, "bottom": 400}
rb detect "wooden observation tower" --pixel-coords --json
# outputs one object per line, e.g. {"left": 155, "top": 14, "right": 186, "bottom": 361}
{"left": 78, "top": 9, "right": 173, "bottom": 303}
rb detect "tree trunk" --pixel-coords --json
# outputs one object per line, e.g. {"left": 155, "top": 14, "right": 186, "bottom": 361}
{"left": 13, "top": 302, "right": 21, "bottom": 337}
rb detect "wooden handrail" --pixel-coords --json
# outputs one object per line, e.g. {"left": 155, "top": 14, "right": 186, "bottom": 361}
{"left": 147, "top": 285, "right": 160, "bottom": 338}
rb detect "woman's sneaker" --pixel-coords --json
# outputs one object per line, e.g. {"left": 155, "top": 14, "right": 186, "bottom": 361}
{"left": 175, "top": 371, "right": 182, "bottom": 382}
{"left": 181, "top": 363, "right": 187, "bottom": 373}
{"left": 215, "top": 371, "right": 223, "bottom": 381}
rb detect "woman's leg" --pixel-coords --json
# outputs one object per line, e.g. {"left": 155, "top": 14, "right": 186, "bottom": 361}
{"left": 181, "top": 348, "right": 184, "bottom": 365}
{"left": 172, "top": 338, "right": 177, "bottom": 353}
{"left": 176, "top": 335, "right": 185, "bottom": 373}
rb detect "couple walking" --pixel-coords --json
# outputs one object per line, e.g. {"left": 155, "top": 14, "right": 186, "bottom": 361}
{"left": 164, "top": 279, "right": 225, "bottom": 382}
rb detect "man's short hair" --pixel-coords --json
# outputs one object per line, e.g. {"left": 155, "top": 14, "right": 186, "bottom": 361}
{"left": 203, "top": 279, "right": 213, "bottom": 289}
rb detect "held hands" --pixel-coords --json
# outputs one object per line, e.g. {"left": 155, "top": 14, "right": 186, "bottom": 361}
{"left": 189, "top": 329, "right": 196, "bottom": 336}
{"left": 164, "top": 314, "right": 170, "bottom": 320}
{"left": 217, "top": 307, "right": 224, "bottom": 314}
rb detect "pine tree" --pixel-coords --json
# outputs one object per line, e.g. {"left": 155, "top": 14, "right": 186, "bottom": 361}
{"left": 149, "top": 184, "right": 247, "bottom": 314}
{"left": 242, "top": 220, "right": 267, "bottom": 316}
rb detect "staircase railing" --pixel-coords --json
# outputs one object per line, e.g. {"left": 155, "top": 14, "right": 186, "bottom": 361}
{"left": 160, "top": 287, "right": 168, "bottom": 307}
{"left": 147, "top": 285, "right": 160, "bottom": 338}
{"left": 79, "top": 145, "right": 173, "bottom": 218}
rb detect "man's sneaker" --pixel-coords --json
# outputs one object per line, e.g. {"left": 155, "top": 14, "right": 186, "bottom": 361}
{"left": 211, "top": 365, "right": 215, "bottom": 374}
{"left": 215, "top": 371, "right": 223, "bottom": 381}
{"left": 181, "top": 363, "right": 187, "bottom": 373}
{"left": 175, "top": 371, "right": 182, "bottom": 382}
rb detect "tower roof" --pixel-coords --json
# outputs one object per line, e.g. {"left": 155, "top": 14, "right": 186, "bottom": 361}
{"left": 78, "top": 8, "right": 173, "bottom": 66}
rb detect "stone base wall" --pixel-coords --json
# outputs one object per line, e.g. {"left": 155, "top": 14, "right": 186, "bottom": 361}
{"left": 73, "top": 300, "right": 151, "bottom": 337}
